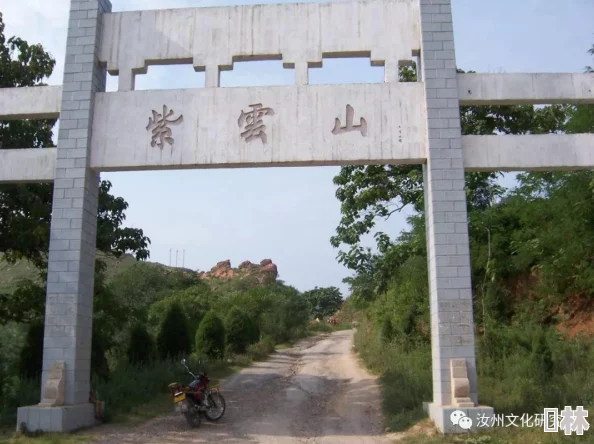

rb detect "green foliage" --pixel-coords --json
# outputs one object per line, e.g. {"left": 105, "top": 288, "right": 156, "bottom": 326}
{"left": 380, "top": 316, "right": 395, "bottom": 344}
{"left": 302, "top": 286, "right": 343, "bottom": 318}
{"left": 195, "top": 312, "right": 226, "bottom": 359}
{"left": 224, "top": 307, "right": 258, "bottom": 354}
{"left": 355, "top": 319, "right": 432, "bottom": 431}
{"left": 0, "top": 12, "right": 151, "bottom": 332}
{"left": 93, "top": 359, "right": 184, "bottom": 422}
{"left": 148, "top": 283, "right": 211, "bottom": 339}
{"left": 156, "top": 303, "right": 192, "bottom": 360}
{"left": 126, "top": 325, "right": 156, "bottom": 366}
{"left": 245, "top": 336, "right": 276, "bottom": 361}
{"left": 260, "top": 285, "right": 310, "bottom": 343}
{"left": 17, "top": 321, "right": 43, "bottom": 381}
{"left": 331, "top": 68, "right": 567, "bottom": 276}
{"left": 477, "top": 323, "right": 594, "bottom": 415}
{"left": 339, "top": 43, "right": 594, "bottom": 437}
{"left": 0, "top": 377, "right": 39, "bottom": 428}
{"left": 91, "top": 328, "right": 110, "bottom": 383}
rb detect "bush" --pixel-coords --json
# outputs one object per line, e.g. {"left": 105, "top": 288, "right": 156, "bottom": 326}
{"left": 92, "top": 326, "right": 110, "bottom": 382}
{"left": 355, "top": 320, "right": 432, "bottom": 431}
{"left": 127, "top": 324, "right": 156, "bottom": 365}
{"left": 477, "top": 323, "right": 594, "bottom": 414}
{"left": 195, "top": 312, "right": 226, "bottom": 359}
{"left": 380, "top": 316, "right": 395, "bottom": 344}
{"left": 260, "top": 290, "right": 309, "bottom": 343}
{"left": 246, "top": 336, "right": 276, "bottom": 361}
{"left": 93, "top": 359, "right": 180, "bottom": 421}
{"left": 148, "top": 285, "right": 211, "bottom": 339}
{"left": 225, "top": 307, "right": 258, "bottom": 354}
{"left": 156, "top": 303, "right": 192, "bottom": 360}
{"left": 0, "top": 377, "right": 40, "bottom": 427}
{"left": 18, "top": 321, "right": 44, "bottom": 381}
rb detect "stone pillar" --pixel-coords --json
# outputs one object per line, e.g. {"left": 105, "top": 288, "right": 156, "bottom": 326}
{"left": 17, "top": 0, "right": 111, "bottom": 433}
{"left": 418, "top": 0, "right": 493, "bottom": 434}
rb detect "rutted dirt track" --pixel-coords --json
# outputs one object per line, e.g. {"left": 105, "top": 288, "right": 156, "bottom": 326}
{"left": 90, "top": 330, "right": 389, "bottom": 444}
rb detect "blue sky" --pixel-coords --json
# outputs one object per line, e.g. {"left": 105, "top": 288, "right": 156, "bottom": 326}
{"left": 2, "top": 0, "right": 593, "bottom": 294}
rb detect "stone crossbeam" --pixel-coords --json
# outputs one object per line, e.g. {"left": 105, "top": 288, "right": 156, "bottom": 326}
{"left": 463, "top": 134, "right": 594, "bottom": 171}
{"left": 0, "top": 148, "right": 57, "bottom": 182}
{"left": 0, "top": 86, "right": 62, "bottom": 120}
{"left": 458, "top": 73, "right": 594, "bottom": 105}
{"left": 3, "top": 134, "right": 594, "bottom": 183}
{"left": 1, "top": 74, "right": 592, "bottom": 120}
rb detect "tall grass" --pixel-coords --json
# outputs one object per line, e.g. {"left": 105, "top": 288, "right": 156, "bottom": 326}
{"left": 477, "top": 324, "right": 594, "bottom": 414}
{"left": 355, "top": 319, "right": 594, "bottom": 435}
{"left": 354, "top": 323, "right": 432, "bottom": 431}
{"left": 0, "top": 378, "right": 39, "bottom": 428}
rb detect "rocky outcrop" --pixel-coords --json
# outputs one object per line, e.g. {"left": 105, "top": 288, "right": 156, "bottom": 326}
{"left": 198, "top": 259, "right": 278, "bottom": 285}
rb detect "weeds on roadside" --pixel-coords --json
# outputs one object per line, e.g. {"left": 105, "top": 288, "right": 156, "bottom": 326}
{"left": 355, "top": 318, "right": 594, "bottom": 437}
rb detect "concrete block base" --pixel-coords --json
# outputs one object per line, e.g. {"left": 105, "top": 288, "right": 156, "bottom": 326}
{"left": 426, "top": 402, "right": 494, "bottom": 434}
{"left": 17, "top": 403, "right": 96, "bottom": 433}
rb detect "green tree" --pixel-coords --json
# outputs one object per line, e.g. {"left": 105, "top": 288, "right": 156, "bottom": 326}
{"left": 261, "top": 285, "right": 310, "bottom": 343}
{"left": 17, "top": 321, "right": 43, "bottom": 381}
{"left": 157, "top": 303, "right": 192, "bottom": 360}
{"left": 331, "top": 67, "right": 566, "bottom": 283}
{"left": 0, "top": 11, "right": 151, "bottom": 326}
{"left": 224, "top": 307, "right": 255, "bottom": 354}
{"left": 195, "top": 312, "right": 226, "bottom": 359}
{"left": 127, "top": 324, "right": 156, "bottom": 366}
{"left": 302, "top": 286, "right": 343, "bottom": 318}
{"left": 91, "top": 325, "right": 110, "bottom": 382}
{"left": 148, "top": 283, "right": 211, "bottom": 339}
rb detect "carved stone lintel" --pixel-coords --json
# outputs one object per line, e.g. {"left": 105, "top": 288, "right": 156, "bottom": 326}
{"left": 38, "top": 361, "right": 66, "bottom": 407}
{"left": 450, "top": 359, "right": 475, "bottom": 407}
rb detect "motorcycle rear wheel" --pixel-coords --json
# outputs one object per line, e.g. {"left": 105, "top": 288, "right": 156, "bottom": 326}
{"left": 203, "top": 392, "right": 226, "bottom": 421}
{"left": 184, "top": 408, "right": 201, "bottom": 428}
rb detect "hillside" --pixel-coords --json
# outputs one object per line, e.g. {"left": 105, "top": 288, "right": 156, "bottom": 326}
{"left": 0, "top": 252, "right": 143, "bottom": 293}
{"left": 0, "top": 254, "right": 280, "bottom": 294}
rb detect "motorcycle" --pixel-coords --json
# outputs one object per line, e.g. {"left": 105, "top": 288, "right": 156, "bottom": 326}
{"left": 168, "top": 358, "right": 226, "bottom": 428}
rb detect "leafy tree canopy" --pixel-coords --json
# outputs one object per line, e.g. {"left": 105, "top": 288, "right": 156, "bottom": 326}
{"left": 302, "top": 286, "right": 343, "bottom": 318}
{"left": 331, "top": 66, "right": 568, "bottom": 276}
{"left": 0, "top": 12, "right": 151, "bottom": 325}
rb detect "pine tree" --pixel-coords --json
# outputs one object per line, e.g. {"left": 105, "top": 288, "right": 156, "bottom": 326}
{"left": 157, "top": 303, "right": 191, "bottom": 360}
{"left": 127, "top": 324, "right": 156, "bottom": 365}
{"left": 195, "top": 312, "right": 226, "bottom": 359}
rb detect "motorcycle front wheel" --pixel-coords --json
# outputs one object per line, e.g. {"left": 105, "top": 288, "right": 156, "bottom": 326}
{"left": 203, "top": 391, "right": 226, "bottom": 421}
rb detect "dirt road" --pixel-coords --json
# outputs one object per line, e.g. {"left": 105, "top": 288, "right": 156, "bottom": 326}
{"left": 91, "top": 330, "right": 390, "bottom": 444}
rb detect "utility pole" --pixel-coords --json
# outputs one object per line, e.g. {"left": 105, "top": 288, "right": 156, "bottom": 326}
{"left": 169, "top": 248, "right": 172, "bottom": 267}
{"left": 176, "top": 249, "right": 178, "bottom": 267}
{"left": 183, "top": 249, "right": 185, "bottom": 268}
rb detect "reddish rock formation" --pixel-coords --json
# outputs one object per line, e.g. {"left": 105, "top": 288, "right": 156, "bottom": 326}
{"left": 198, "top": 259, "right": 278, "bottom": 285}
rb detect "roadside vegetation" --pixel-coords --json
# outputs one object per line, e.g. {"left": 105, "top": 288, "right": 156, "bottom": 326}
{"left": 335, "top": 44, "right": 594, "bottom": 443}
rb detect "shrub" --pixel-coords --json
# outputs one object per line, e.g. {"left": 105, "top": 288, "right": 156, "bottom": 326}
{"left": 246, "top": 336, "right": 276, "bottom": 361}
{"left": 18, "top": 321, "right": 44, "bottom": 381}
{"left": 127, "top": 324, "right": 156, "bottom": 365}
{"left": 195, "top": 312, "right": 226, "bottom": 359}
{"left": 92, "top": 326, "right": 110, "bottom": 382}
{"left": 156, "top": 303, "right": 192, "bottom": 360}
{"left": 93, "top": 359, "right": 180, "bottom": 421}
{"left": 148, "top": 285, "right": 211, "bottom": 339}
{"left": 225, "top": 307, "right": 256, "bottom": 354}
{"left": 380, "top": 316, "right": 395, "bottom": 344}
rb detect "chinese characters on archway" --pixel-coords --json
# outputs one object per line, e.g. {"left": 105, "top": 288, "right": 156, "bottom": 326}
{"left": 146, "top": 103, "right": 369, "bottom": 147}
{"left": 146, "top": 105, "right": 184, "bottom": 149}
